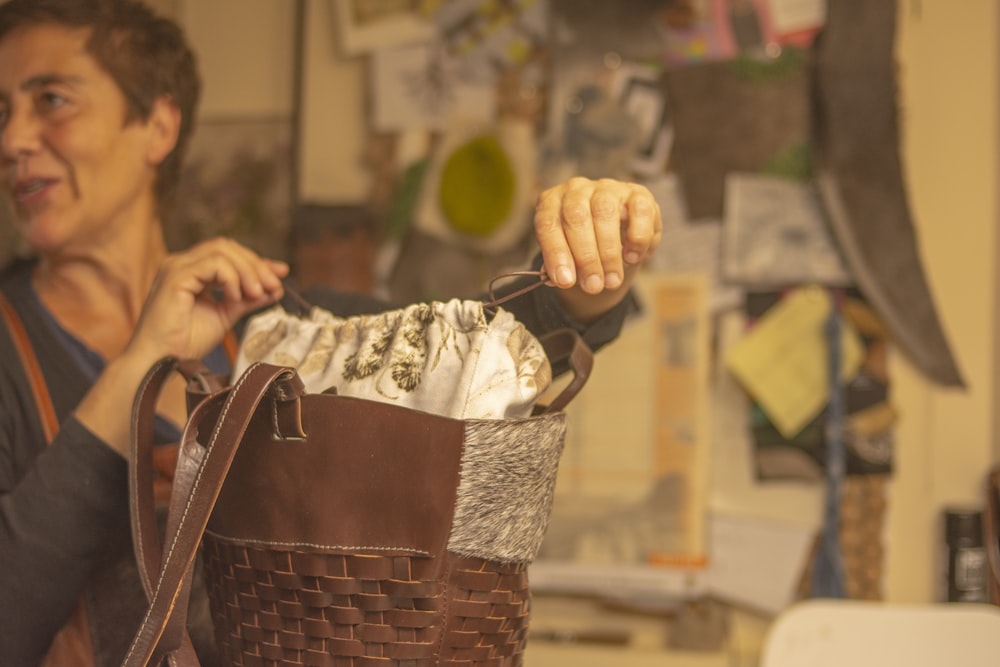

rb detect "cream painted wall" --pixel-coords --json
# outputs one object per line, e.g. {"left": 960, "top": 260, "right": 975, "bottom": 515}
{"left": 179, "top": 0, "right": 294, "bottom": 118}
{"left": 176, "top": 0, "right": 367, "bottom": 201}
{"left": 888, "top": 0, "right": 999, "bottom": 602}
{"left": 298, "top": 0, "right": 370, "bottom": 203}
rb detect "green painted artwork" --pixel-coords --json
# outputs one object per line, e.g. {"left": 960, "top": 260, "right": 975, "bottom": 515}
{"left": 438, "top": 135, "right": 515, "bottom": 238}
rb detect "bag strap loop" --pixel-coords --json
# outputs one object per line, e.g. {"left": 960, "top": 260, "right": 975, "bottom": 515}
{"left": 536, "top": 328, "right": 593, "bottom": 414}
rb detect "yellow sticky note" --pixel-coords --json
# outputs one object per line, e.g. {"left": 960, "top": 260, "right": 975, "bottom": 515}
{"left": 725, "top": 285, "right": 864, "bottom": 438}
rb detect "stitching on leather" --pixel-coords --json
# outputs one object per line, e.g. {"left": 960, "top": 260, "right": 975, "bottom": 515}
{"left": 202, "top": 528, "right": 431, "bottom": 555}
{"left": 434, "top": 556, "right": 455, "bottom": 658}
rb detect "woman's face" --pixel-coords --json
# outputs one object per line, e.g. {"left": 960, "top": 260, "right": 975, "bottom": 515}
{"left": 0, "top": 23, "right": 162, "bottom": 255}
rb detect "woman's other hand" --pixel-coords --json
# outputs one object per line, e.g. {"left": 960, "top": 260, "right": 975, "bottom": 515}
{"left": 126, "top": 238, "right": 288, "bottom": 363}
{"left": 75, "top": 238, "right": 287, "bottom": 456}
{"left": 534, "top": 177, "right": 662, "bottom": 322}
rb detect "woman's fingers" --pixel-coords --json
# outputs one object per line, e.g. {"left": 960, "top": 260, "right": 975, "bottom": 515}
{"left": 534, "top": 178, "right": 661, "bottom": 294}
{"left": 132, "top": 238, "right": 289, "bottom": 361}
{"left": 166, "top": 237, "right": 287, "bottom": 304}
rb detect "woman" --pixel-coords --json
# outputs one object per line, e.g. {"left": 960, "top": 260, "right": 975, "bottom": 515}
{"left": 0, "top": 0, "right": 662, "bottom": 665}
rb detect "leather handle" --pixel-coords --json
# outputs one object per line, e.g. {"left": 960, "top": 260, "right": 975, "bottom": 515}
{"left": 537, "top": 328, "right": 593, "bottom": 414}
{"left": 128, "top": 357, "right": 216, "bottom": 666}
{"left": 129, "top": 358, "right": 177, "bottom": 607}
{"left": 129, "top": 359, "right": 223, "bottom": 613}
{"left": 124, "top": 361, "right": 303, "bottom": 667}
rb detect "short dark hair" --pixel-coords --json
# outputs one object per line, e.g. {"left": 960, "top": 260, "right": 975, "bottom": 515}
{"left": 0, "top": 0, "right": 201, "bottom": 216}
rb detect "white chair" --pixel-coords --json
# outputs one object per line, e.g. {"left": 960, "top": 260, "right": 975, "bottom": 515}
{"left": 760, "top": 598, "right": 1000, "bottom": 667}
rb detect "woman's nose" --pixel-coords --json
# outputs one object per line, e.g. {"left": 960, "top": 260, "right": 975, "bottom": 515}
{"left": 0, "top": 106, "right": 40, "bottom": 162}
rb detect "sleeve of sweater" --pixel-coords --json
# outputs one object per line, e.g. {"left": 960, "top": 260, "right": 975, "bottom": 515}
{"left": 0, "top": 408, "right": 129, "bottom": 665}
{"left": 495, "top": 275, "right": 638, "bottom": 353}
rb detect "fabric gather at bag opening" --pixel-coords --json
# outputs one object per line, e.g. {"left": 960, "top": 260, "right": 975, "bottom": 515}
{"left": 233, "top": 298, "right": 553, "bottom": 420}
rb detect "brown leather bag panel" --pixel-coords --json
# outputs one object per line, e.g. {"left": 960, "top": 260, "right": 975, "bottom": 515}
{"left": 207, "top": 394, "right": 466, "bottom": 557}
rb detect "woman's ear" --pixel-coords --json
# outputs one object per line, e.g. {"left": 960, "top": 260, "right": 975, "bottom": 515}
{"left": 145, "top": 95, "right": 182, "bottom": 166}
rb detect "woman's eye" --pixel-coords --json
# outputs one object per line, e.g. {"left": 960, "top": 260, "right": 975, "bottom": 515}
{"left": 38, "top": 91, "right": 67, "bottom": 111}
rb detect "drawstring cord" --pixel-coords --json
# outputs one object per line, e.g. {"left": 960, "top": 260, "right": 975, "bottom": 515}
{"left": 280, "top": 268, "right": 550, "bottom": 317}
{"left": 483, "top": 269, "right": 549, "bottom": 311}
{"left": 281, "top": 283, "right": 313, "bottom": 314}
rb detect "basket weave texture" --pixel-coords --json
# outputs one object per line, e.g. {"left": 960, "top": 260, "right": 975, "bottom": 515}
{"left": 203, "top": 537, "right": 531, "bottom": 667}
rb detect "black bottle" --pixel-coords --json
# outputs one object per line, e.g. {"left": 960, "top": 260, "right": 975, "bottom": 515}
{"left": 943, "top": 508, "right": 987, "bottom": 603}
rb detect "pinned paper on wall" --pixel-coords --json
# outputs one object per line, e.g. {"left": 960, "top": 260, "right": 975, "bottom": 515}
{"left": 705, "top": 512, "right": 815, "bottom": 615}
{"left": 371, "top": 43, "right": 496, "bottom": 132}
{"left": 722, "top": 172, "right": 853, "bottom": 287}
{"left": 743, "top": 290, "right": 895, "bottom": 481}
{"left": 765, "top": 0, "right": 826, "bottom": 47}
{"left": 332, "top": 0, "right": 436, "bottom": 56}
{"left": 656, "top": 0, "right": 777, "bottom": 67}
{"left": 725, "top": 285, "right": 864, "bottom": 438}
{"left": 433, "top": 0, "right": 549, "bottom": 80}
{"left": 611, "top": 63, "right": 674, "bottom": 177}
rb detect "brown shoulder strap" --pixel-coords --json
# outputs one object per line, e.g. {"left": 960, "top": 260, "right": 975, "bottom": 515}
{"left": 222, "top": 329, "right": 239, "bottom": 366}
{"left": 0, "top": 292, "right": 97, "bottom": 667}
{"left": 0, "top": 290, "right": 59, "bottom": 444}
{"left": 124, "top": 361, "right": 301, "bottom": 667}
{"left": 0, "top": 291, "right": 239, "bottom": 444}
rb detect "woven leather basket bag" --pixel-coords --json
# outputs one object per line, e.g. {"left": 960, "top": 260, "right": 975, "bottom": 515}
{"left": 122, "top": 325, "right": 591, "bottom": 667}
